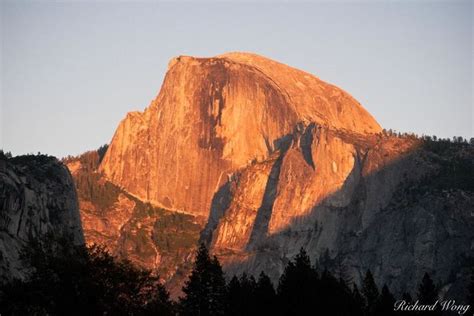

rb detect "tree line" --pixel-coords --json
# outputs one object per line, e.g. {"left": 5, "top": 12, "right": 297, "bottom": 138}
{"left": 0, "top": 234, "right": 174, "bottom": 315}
{"left": 380, "top": 129, "right": 473, "bottom": 145}
{"left": 1, "top": 239, "right": 473, "bottom": 315}
{"left": 178, "top": 244, "right": 472, "bottom": 316}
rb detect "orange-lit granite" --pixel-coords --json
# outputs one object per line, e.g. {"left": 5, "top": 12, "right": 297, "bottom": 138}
{"left": 71, "top": 53, "right": 472, "bottom": 298}
{"left": 100, "top": 53, "right": 381, "bottom": 218}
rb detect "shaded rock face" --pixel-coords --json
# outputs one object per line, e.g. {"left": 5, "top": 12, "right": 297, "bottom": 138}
{"left": 100, "top": 53, "right": 381, "bottom": 217}
{"left": 0, "top": 155, "right": 84, "bottom": 282}
{"left": 208, "top": 130, "right": 473, "bottom": 298}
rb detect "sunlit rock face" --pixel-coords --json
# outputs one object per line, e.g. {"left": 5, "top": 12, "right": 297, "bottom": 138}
{"left": 0, "top": 156, "right": 84, "bottom": 282}
{"left": 89, "top": 52, "right": 472, "bottom": 298}
{"left": 100, "top": 53, "right": 381, "bottom": 217}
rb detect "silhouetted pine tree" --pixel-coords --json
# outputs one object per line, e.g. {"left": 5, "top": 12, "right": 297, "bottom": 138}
{"left": 225, "top": 273, "right": 256, "bottom": 315}
{"left": 362, "top": 270, "right": 379, "bottom": 316}
{"left": 375, "top": 284, "right": 396, "bottom": 315}
{"left": 210, "top": 256, "right": 227, "bottom": 314}
{"left": 241, "top": 273, "right": 257, "bottom": 313}
{"left": 179, "top": 243, "right": 227, "bottom": 316}
{"left": 254, "top": 271, "right": 277, "bottom": 316}
{"left": 277, "top": 248, "right": 318, "bottom": 315}
{"left": 417, "top": 273, "right": 438, "bottom": 304}
{"left": 226, "top": 276, "right": 242, "bottom": 316}
{"left": 417, "top": 272, "right": 441, "bottom": 315}
{"left": 239, "top": 273, "right": 256, "bottom": 295}
{"left": 351, "top": 283, "right": 365, "bottom": 316}
{"left": 319, "top": 269, "right": 355, "bottom": 315}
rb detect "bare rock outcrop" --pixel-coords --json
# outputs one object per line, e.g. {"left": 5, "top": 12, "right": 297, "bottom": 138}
{"left": 0, "top": 155, "right": 84, "bottom": 282}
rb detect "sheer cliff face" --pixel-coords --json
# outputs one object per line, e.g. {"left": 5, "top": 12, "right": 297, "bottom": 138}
{"left": 91, "top": 52, "right": 472, "bottom": 297}
{"left": 100, "top": 53, "right": 381, "bottom": 217}
{"left": 0, "top": 156, "right": 84, "bottom": 282}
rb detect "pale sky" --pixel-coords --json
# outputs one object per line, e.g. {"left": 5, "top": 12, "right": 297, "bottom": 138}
{"left": 1, "top": 1, "right": 472, "bottom": 158}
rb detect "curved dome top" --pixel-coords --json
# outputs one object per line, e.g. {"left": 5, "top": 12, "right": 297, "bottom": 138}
{"left": 217, "top": 51, "right": 382, "bottom": 134}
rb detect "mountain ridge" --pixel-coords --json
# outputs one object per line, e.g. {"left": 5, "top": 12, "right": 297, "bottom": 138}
{"left": 64, "top": 53, "right": 472, "bottom": 299}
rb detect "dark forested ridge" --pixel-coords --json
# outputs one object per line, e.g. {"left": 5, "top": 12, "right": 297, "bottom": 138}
{"left": 1, "top": 240, "right": 472, "bottom": 315}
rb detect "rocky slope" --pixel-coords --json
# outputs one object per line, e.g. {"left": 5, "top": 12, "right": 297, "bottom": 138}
{"left": 74, "top": 52, "right": 472, "bottom": 299}
{"left": 65, "top": 151, "right": 203, "bottom": 296}
{"left": 0, "top": 154, "right": 84, "bottom": 282}
{"left": 207, "top": 129, "right": 473, "bottom": 299}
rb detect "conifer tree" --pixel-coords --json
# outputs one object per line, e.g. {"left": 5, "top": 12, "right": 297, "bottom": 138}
{"left": 277, "top": 248, "right": 318, "bottom": 315}
{"left": 362, "top": 270, "right": 379, "bottom": 315}
{"left": 209, "top": 256, "right": 227, "bottom": 314}
{"left": 351, "top": 283, "right": 365, "bottom": 316}
{"left": 255, "top": 271, "right": 277, "bottom": 316}
{"left": 239, "top": 272, "right": 256, "bottom": 294}
{"left": 228, "top": 273, "right": 256, "bottom": 315}
{"left": 417, "top": 272, "right": 438, "bottom": 304}
{"left": 319, "top": 269, "right": 354, "bottom": 315}
{"left": 226, "top": 276, "right": 242, "bottom": 316}
{"left": 180, "top": 243, "right": 227, "bottom": 316}
{"left": 376, "top": 284, "right": 396, "bottom": 316}
{"left": 417, "top": 272, "right": 441, "bottom": 315}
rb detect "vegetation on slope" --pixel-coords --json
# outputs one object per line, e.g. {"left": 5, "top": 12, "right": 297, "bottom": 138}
{"left": 0, "top": 234, "right": 174, "bottom": 315}
{"left": 63, "top": 146, "right": 203, "bottom": 288}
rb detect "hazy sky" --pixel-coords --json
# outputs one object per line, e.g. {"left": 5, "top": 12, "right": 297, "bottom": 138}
{"left": 1, "top": 1, "right": 472, "bottom": 158}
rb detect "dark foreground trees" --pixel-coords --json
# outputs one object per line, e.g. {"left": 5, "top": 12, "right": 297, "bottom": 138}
{"left": 179, "top": 245, "right": 457, "bottom": 316}
{"left": 0, "top": 234, "right": 174, "bottom": 315}
{"left": 362, "top": 269, "right": 380, "bottom": 315}
{"left": 178, "top": 246, "right": 381, "bottom": 316}
{"left": 225, "top": 271, "right": 277, "bottom": 316}
{"left": 179, "top": 243, "right": 227, "bottom": 315}
{"left": 1, "top": 239, "right": 461, "bottom": 316}
{"left": 416, "top": 272, "right": 442, "bottom": 316}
